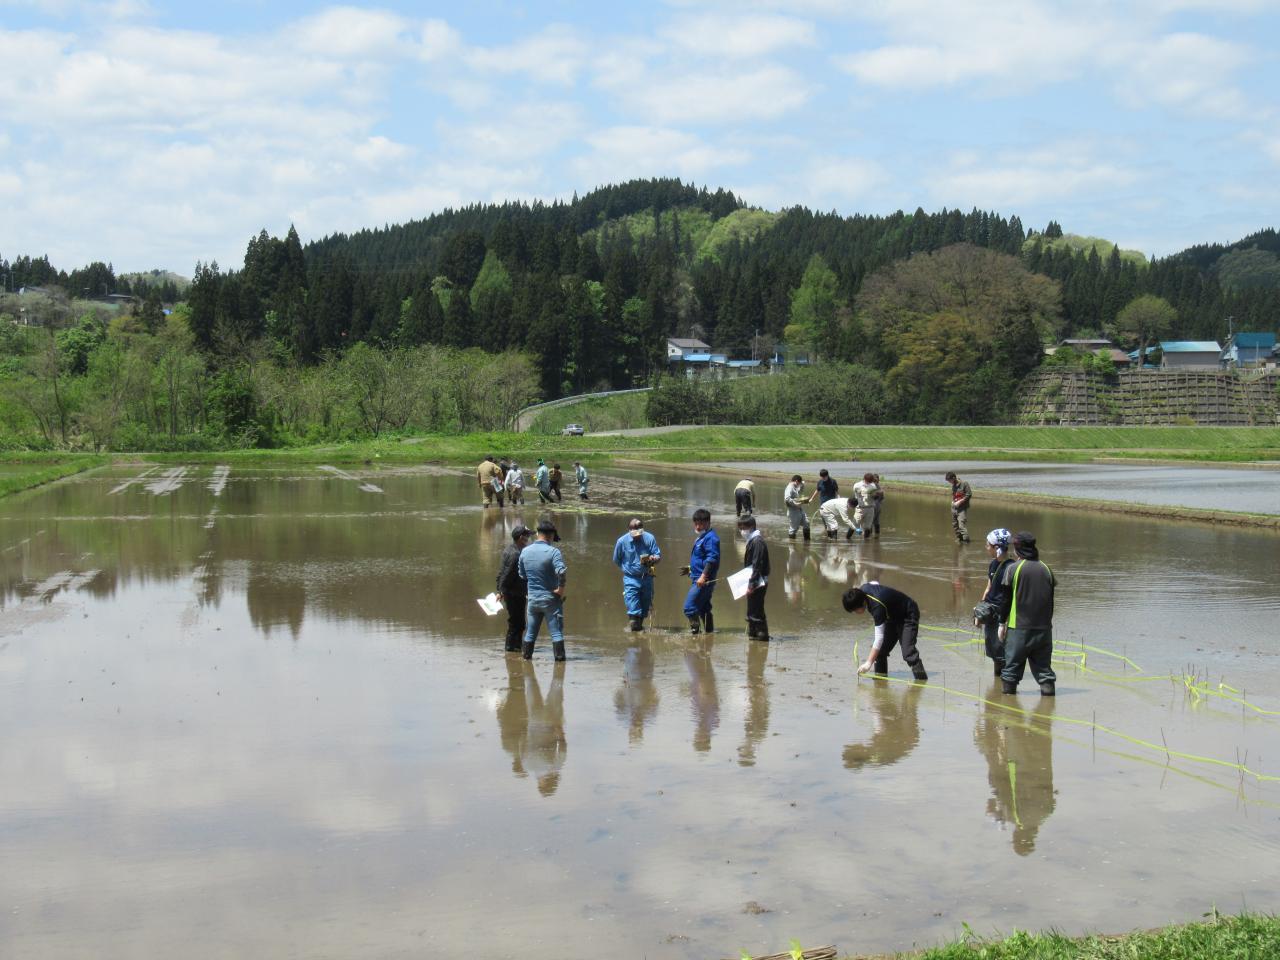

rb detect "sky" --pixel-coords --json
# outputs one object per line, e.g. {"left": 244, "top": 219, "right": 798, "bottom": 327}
{"left": 1, "top": 0, "right": 1279, "bottom": 276}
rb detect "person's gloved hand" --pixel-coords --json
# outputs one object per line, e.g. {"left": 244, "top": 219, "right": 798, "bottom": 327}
{"left": 857, "top": 661, "right": 872, "bottom": 676}
{"left": 678, "top": 565, "right": 691, "bottom": 576}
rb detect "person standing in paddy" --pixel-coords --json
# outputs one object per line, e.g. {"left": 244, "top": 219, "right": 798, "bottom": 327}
{"left": 946, "top": 470, "right": 972, "bottom": 543}
{"left": 851, "top": 472, "right": 878, "bottom": 541}
{"left": 996, "top": 531, "right": 1057, "bottom": 696}
{"left": 534, "top": 459, "right": 553, "bottom": 503}
{"left": 977, "top": 528, "right": 1015, "bottom": 677}
{"left": 549, "top": 463, "right": 564, "bottom": 502}
{"left": 573, "top": 461, "right": 589, "bottom": 500}
{"left": 738, "top": 514, "right": 770, "bottom": 641}
{"left": 477, "top": 455, "right": 504, "bottom": 508}
{"left": 505, "top": 461, "right": 525, "bottom": 505}
{"left": 681, "top": 508, "right": 720, "bottom": 634}
{"left": 870, "top": 473, "right": 884, "bottom": 538}
{"left": 518, "top": 518, "right": 567, "bottom": 661}
{"left": 815, "top": 468, "right": 839, "bottom": 506}
{"left": 495, "top": 524, "right": 532, "bottom": 653}
{"left": 783, "top": 474, "right": 814, "bottom": 540}
{"left": 843, "top": 581, "right": 929, "bottom": 681}
{"left": 612, "top": 518, "right": 662, "bottom": 631}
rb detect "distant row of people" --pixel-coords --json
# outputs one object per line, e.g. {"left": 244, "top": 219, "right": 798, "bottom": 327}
{"left": 735, "top": 469, "right": 884, "bottom": 542}
{"left": 477, "top": 456, "right": 588, "bottom": 507}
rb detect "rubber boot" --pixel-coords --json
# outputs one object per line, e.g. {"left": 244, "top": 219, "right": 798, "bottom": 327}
{"left": 702, "top": 611, "right": 714, "bottom": 634}
{"left": 629, "top": 617, "right": 644, "bottom": 632}
{"left": 1039, "top": 681, "right": 1055, "bottom": 696}
{"left": 911, "top": 661, "right": 928, "bottom": 681}
{"left": 746, "top": 621, "right": 758, "bottom": 640}
{"left": 522, "top": 640, "right": 535, "bottom": 661}
{"left": 802, "top": 527, "right": 810, "bottom": 542}
{"left": 552, "top": 641, "right": 567, "bottom": 663}
{"left": 788, "top": 531, "right": 796, "bottom": 539}
{"left": 687, "top": 615, "right": 701, "bottom": 635}
{"left": 993, "top": 658, "right": 1005, "bottom": 678}
{"left": 845, "top": 528, "right": 854, "bottom": 541}
{"left": 874, "top": 653, "right": 888, "bottom": 676}
{"left": 1002, "top": 680, "right": 1018, "bottom": 695}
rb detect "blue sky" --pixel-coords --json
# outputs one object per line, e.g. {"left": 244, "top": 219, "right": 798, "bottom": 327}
{"left": 2, "top": 0, "right": 1278, "bottom": 274}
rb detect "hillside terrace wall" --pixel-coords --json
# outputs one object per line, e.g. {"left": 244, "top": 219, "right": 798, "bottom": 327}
{"left": 1018, "top": 369, "right": 1280, "bottom": 426}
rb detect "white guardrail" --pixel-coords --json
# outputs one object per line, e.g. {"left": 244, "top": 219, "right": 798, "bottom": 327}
{"left": 512, "top": 387, "right": 652, "bottom": 432}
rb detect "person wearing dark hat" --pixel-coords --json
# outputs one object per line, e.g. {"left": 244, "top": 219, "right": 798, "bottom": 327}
{"left": 613, "top": 518, "right": 662, "bottom": 631}
{"left": 843, "top": 582, "right": 928, "bottom": 680}
{"left": 945, "top": 471, "right": 972, "bottom": 543}
{"left": 976, "top": 528, "right": 1015, "bottom": 676}
{"left": 995, "top": 531, "right": 1056, "bottom": 695}
{"left": 495, "top": 525, "right": 533, "bottom": 652}
{"left": 517, "top": 518, "right": 568, "bottom": 661}
{"left": 738, "top": 514, "right": 770, "bottom": 641}
{"left": 681, "top": 508, "right": 720, "bottom": 634}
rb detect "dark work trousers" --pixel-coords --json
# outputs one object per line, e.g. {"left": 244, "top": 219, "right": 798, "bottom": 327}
{"left": 875, "top": 608, "right": 923, "bottom": 673}
{"left": 549, "top": 481, "right": 562, "bottom": 502}
{"left": 504, "top": 594, "right": 528, "bottom": 652}
{"left": 735, "top": 489, "right": 753, "bottom": 516}
{"left": 983, "top": 620, "right": 1004, "bottom": 662}
{"left": 1001, "top": 627, "right": 1056, "bottom": 688}
{"left": 746, "top": 584, "right": 768, "bottom": 638}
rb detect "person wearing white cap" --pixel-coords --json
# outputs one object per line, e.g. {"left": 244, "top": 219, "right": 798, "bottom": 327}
{"left": 975, "top": 528, "right": 1014, "bottom": 677}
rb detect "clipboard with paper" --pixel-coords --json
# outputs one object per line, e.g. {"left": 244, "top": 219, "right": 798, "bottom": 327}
{"left": 476, "top": 592, "right": 504, "bottom": 616}
{"left": 727, "top": 567, "right": 754, "bottom": 601}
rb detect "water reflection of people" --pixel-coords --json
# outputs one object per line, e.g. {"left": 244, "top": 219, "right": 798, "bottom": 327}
{"left": 684, "top": 635, "right": 720, "bottom": 752}
{"left": 738, "top": 640, "right": 770, "bottom": 766}
{"left": 843, "top": 680, "right": 923, "bottom": 769}
{"left": 614, "top": 638, "right": 659, "bottom": 743}
{"left": 973, "top": 682, "right": 1056, "bottom": 855}
{"left": 497, "top": 660, "right": 567, "bottom": 795}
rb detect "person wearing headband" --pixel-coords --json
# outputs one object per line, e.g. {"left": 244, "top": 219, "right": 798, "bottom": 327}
{"left": 612, "top": 518, "right": 662, "bottom": 631}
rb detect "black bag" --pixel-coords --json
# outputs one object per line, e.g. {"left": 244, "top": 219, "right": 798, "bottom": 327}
{"left": 972, "top": 600, "right": 999, "bottom": 625}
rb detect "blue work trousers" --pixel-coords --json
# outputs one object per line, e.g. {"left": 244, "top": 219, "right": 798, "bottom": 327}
{"left": 525, "top": 595, "right": 564, "bottom": 645}
{"left": 683, "top": 581, "right": 715, "bottom": 618}
{"left": 622, "top": 576, "right": 654, "bottom": 618}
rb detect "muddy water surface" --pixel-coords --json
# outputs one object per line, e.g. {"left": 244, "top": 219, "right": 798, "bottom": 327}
{"left": 2, "top": 463, "right": 1278, "bottom": 959}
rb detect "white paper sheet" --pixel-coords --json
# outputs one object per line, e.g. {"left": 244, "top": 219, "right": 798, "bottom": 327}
{"left": 727, "top": 566, "right": 753, "bottom": 600}
{"left": 476, "top": 592, "right": 503, "bottom": 616}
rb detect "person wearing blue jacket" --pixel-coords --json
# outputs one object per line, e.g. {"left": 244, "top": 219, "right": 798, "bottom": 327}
{"left": 613, "top": 518, "right": 662, "bottom": 631}
{"left": 518, "top": 518, "right": 568, "bottom": 661}
{"left": 680, "top": 508, "right": 720, "bottom": 635}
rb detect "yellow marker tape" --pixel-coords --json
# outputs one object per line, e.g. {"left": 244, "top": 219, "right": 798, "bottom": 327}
{"left": 1007, "top": 761, "right": 1021, "bottom": 827}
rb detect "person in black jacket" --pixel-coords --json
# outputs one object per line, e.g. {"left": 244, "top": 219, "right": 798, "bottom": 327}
{"left": 737, "top": 514, "right": 770, "bottom": 641}
{"left": 996, "top": 531, "right": 1057, "bottom": 696}
{"left": 977, "top": 528, "right": 1015, "bottom": 677}
{"left": 842, "top": 581, "right": 928, "bottom": 680}
{"left": 495, "top": 524, "right": 532, "bottom": 652}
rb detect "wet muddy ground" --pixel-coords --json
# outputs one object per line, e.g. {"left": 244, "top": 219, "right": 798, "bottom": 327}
{"left": 2, "top": 462, "right": 1278, "bottom": 959}
{"left": 716, "top": 459, "right": 1280, "bottom": 515}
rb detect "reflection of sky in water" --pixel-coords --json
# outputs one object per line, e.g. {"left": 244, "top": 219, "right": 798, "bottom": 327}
{"left": 716, "top": 460, "right": 1280, "bottom": 515}
{"left": 1, "top": 463, "right": 1278, "bottom": 959}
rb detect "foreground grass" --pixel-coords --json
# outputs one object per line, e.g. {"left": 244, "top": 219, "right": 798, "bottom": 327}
{"left": 0, "top": 454, "right": 110, "bottom": 498}
{"left": 890, "top": 912, "right": 1280, "bottom": 959}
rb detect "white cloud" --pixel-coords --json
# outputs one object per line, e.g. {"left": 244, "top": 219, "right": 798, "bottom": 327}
{"left": 572, "top": 126, "right": 749, "bottom": 185}
{"left": 1108, "top": 32, "right": 1250, "bottom": 117}
{"left": 288, "top": 7, "right": 411, "bottom": 59}
{"left": 930, "top": 147, "right": 1140, "bottom": 207}
{"left": 463, "top": 25, "right": 587, "bottom": 85}
{"left": 661, "top": 13, "right": 817, "bottom": 58}
{"left": 604, "top": 63, "right": 814, "bottom": 124}
{"left": 805, "top": 157, "right": 886, "bottom": 201}
{"left": 445, "top": 102, "right": 583, "bottom": 162}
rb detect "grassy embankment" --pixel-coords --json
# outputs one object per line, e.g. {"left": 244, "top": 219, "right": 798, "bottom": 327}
{"left": 866, "top": 912, "right": 1279, "bottom": 959}
{"left": 0, "top": 453, "right": 110, "bottom": 498}
{"left": 524, "top": 391, "right": 650, "bottom": 434}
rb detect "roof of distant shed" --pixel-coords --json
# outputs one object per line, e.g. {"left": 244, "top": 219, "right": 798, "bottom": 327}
{"left": 1159, "top": 341, "right": 1222, "bottom": 352}
{"left": 1232, "top": 333, "right": 1277, "bottom": 349}
{"left": 667, "top": 337, "right": 710, "bottom": 349}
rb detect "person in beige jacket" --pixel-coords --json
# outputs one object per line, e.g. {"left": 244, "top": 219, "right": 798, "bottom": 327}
{"left": 477, "top": 456, "right": 505, "bottom": 507}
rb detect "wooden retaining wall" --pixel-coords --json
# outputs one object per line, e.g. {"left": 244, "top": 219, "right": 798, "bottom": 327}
{"left": 1018, "top": 369, "right": 1280, "bottom": 426}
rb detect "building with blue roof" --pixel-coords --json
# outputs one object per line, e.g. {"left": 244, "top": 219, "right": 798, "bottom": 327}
{"left": 1157, "top": 340, "right": 1222, "bottom": 369}
{"left": 1221, "top": 332, "right": 1277, "bottom": 369}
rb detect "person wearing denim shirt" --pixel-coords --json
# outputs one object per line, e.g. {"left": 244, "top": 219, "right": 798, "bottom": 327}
{"left": 518, "top": 519, "right": 567, "bottom": 661}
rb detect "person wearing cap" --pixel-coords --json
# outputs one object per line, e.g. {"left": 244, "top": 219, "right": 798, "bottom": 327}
{"left": 549, "top": 463, "right": 564, "bottom": 502}
{"left": 996, "top": 532, "right": 1056, "bottom": 696}
{"left": 945, "top": 471, "right": 972, "bottom": 543}
{"left": 505, "top": 461, "right": 525, "bottom": 505}
{"left": 573, "top": 461, "right": 589, "bottom": 500}
{"left": 495, "top": 525, "right": 533, "bottom": 652}
{"left": 842, "top": 582, "right": 928, "bottom": 681}
{"left": 734, "top": 478, "right": 755, "bottom": 517}
{"left": 680, "top": 508, "right": 720, "bottom": 634}
{"left": 477, "top": 456, "right": 504, "bottom": 508}
{"left": 613, "top": 518, "right": 662, "bottom": 631}
{"left": 517, "top": 518, "right": 568, "bottom": 661}
{"left": 783, "top": 475, "right": 814, "bottom": 541}
{"left": 976, "top": 528, "right": 1015, "bottom": 676}
{"left": 535, "top": 459, "right": 553, "bottom": 503}
{"left": 737, "top": 514, "right": 771, "bottom": 641}
{"left": 851, "top": 473, "right": 879, "bottom": 541}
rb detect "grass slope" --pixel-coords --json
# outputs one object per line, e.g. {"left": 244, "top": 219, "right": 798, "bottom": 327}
{"left": 0, "top": 454, "right": 109, "bottom": 498}
{"left": 525, "top": 392, "right": 650, "bottom": 434}
{"left": 1024, "top": 233, "right": 1147, "bottom": 266}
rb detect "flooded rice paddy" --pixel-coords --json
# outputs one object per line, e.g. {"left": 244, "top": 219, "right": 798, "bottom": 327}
{"left": 2, "top": 462, "right": 1278, "bottom": 959}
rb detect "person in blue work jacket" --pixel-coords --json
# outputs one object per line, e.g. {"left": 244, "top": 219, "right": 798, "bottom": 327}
{"left": 518, "top": 518, "right": 568, "bottom": 661}
{"left": 613, "top": 518, "right": 662, "bottom": 631}
{"left": 679, "top": 507, "right": 720, "bottom": 635}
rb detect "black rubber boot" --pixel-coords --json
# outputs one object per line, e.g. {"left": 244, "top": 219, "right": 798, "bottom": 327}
{"left": 1039, "top": 681, "right": 1055, "bottom": 696}
{"left": 993, "top": 658, "right": 1005, "bottom": 678}
{"left": 702, "top": 611, "right": 714, "bottom": 634}
{"left": 687, "top": 615, "right": 701, "bottom": 635}
{"left": 552, "top": 641, "right": 566, "bottom": 663}
{"left": 629, "top": 617, "right": 644, "bottom": 632}
{"left": 874, "top": 653, "right": 888, "bottom": 676}
{"left": 788, "top": 531, "right": 796, "bottom": 539}
{"left": 845, "top": 528, "right": 854, "bottom": 540}
{"left": 1002, "top": 680, "right": 1018, "bottom": 695}
{"left": 802, "top": 527, "right": 811, "bottom": 541}
{"left": 746, "top": 621, "right": 758, "bottom": 640}
{"left": 522, "top": 640, "right": 535, "bottom": 660}
{"left": 911, "top": 662, "right": 928, "bottom": 681}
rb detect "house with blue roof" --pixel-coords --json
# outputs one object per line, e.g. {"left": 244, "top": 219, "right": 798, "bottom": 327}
{"left": 1156, "top": 340, "right": 1222, "bottom": 369}
{"left": 1221, "top": 332, "right": 1277, "bottom": 369}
